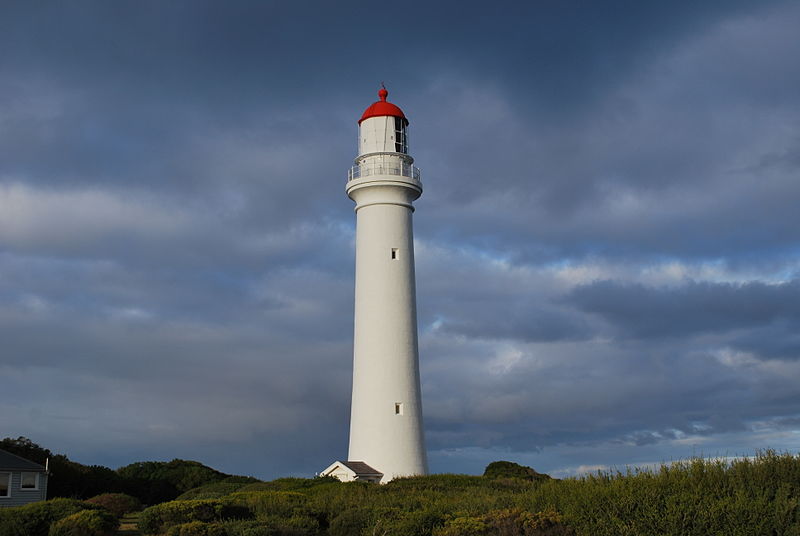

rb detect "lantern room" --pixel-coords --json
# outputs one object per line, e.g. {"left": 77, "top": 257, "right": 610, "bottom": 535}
{"left": 358, "top": 88, "right": 409, "bottom": 156}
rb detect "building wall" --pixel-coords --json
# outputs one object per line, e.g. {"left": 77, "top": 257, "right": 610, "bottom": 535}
{"left": 0, "top": 471, "right": 48, "bottom": 507}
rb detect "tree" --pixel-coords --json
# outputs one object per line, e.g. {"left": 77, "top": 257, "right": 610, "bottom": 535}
{"left": 0, "top": 436, "right": 51, "bottom": 465}
{"left": 483, "top": 461, "right": 552, "bottom": 482}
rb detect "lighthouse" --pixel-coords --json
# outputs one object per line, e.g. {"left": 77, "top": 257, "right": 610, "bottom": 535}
{"left": 321, "top": 87, "right": 428, "bottom": 483}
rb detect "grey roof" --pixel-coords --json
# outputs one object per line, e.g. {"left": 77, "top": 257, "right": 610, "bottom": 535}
{"left": 0, "top": 449, "right": 46, "bottom": 471}
{"left": 340, "top": 461, "right": 382, "bottom": 476}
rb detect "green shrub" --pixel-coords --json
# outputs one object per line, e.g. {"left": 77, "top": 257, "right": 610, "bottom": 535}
{"left": 434, "top": 516, "right": 488, "bottom": 536}
{"left": 166, "top": 521, "right": 227, "bottom": 536}
{"left": 0, "top": 498, "right": 100, "bottom": 536}
{"left": 385, "top": 474, "right": 488, "bottom": 492}
{"left": 327, "top": 506, "right": 404, "bottom": 536}
{"left": 85, "top": 493, "right": 142, "bottom": 517}
{"left": 139, "top": 499, "right": 249, "bottom": 535}
{"left": 222, "top": 518, "right": 317, "bottom": 536}
{"left": 327, "top": 507, "right": 374, "bottom": 536}
{"left": 117, "top": 460, "right": 228, "bottom": 495}
{"left": 483, "top": 462, "right": 552, "bottom": 483}
{"left": 225, "top": 492, "right": 307, "bottom": 519}
{"left": 434, "top": 508, "right": 573, "bottom": 536}
{"left": 237, "top": 477, "right": 338, "bottom": 494}
{"left": 379, "top": 507, "right": 446, "bottom": 536}
{"left": 483, "top": 507, "right": 575, "bottom": 536}
{"left": 221, "top": 520, "right": 274, "bottom": 536}
{"left": 48, "top": 509, "right": 119, "bottom": 536}
{"left": 509, "top": 452, "right": 800, "bottom": 535}
{"left": 270, "top": 514, "right": 319, "bottom": 535}
{"left": 179, "top": 477, "right": 261, "bottom": 500}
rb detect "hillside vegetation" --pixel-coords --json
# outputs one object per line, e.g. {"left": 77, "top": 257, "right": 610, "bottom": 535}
{"left": 0, "top": 437, "right": 232, "bottom": 504}
{"left": 137, "top": 451, "right": 799, "bottom": 536}
{"left": 2, "top": 438, "right": 799, "bottom": 535}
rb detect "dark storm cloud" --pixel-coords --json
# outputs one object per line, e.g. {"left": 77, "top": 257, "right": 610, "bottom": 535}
{"left": 422, "top": 329, "right": 800, "bottom": 457}
{"left": 732, "top": 323, "right": 800, "bottom": 361}
{"left": 2, "top": 0, "right": 800, "bottom": 478}
{"left": 440, "top": 305, "right": 589, "bottom": 343}
{"left": 411, "top": 0, "right": 800, "bottom": 262}
{"left": 567, "top": 279, "right": 800, "bottom": 342}
{"left": 413, "top": 244, "right": 594, "bottom": 343}
{"left": 0, "top": 283, "right": 354, "bottom": 474}
{"left": 415, "top": 247, "right": 800, "bottom": 466}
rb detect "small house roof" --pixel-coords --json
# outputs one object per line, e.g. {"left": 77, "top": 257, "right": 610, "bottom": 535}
{"left": 320, "top": 460, "right": 383, "bottom": 478}
{"left": 339, "top": 461, "right": 382, "bottom": 476}
{"left": 0, "top": 448, "right": 46, "bottom": 471}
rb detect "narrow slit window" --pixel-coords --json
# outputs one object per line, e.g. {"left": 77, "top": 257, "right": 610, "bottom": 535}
{"left": 395, "top": 403, "right": 403, "bottom": 415}
{"left": 391, "top": 248, "right": 398, "bottom": 260}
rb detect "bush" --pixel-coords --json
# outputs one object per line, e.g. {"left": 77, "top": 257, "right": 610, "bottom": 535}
{"left": 139, "top": 499, "right": 249, "bottom": 535}
{"left": 237, "top": 478, "right": 338, "bottom": 493}
{"left": 166, "top": 521, "right": 227, "bottom": 536}
{"left": 379, "top": 507, "right": 446, "bottom": 536}
{"left": 116, "top": 459, "right": 232, "bottom": 504}
{"left": 48, "top": 509, "right": 119, "bottom": 536}
{"left": 179, "top": 477, "right": 261, "bottom": 500}
{"left": 485, "top": 507, "right": 575, "bottom": 536}
{"left": 385, "top": 474, "right": 487, "bottom": 492}
{"left": 85, "top": 493, "right": 142, "bottom": 517}
{"left": 483, "top": 462, "right": 551, "bottom": 483}
{"left": 327, "top": 507, "right": 374, "bottom": 536}
{"left": 268, "top": 515, "right": 319, "bottom": 535}
{"left": 328, "top": 506, "right": 404, "bottom": 536}
{"left": 225, "top": 492, "right": 307, "bottom": 519}
{"left": 222, "top": 518, "right": 320, "bottom": 536}
{"left": 434, "top": 508, "right": 574, "bottom": 536}
{"left": 434, "top": 516, "right": 489, "bottom": 536}
{"left": 117, "top": 460, "right": 228, "bottom": 495}
{"left": 221, "top": 520, "right": 274, "bottom": 536}
{"left": 0, "top": 498, "right": 100, "bottom": 536}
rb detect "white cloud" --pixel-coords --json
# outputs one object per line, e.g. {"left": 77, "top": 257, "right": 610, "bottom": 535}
{"left": 0, "top": 182, "right": 194, "bottom": 248}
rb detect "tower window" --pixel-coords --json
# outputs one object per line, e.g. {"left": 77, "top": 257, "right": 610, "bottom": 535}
{"left": 394, "top": 117, "right": 407, "bottom": 153}
{"left": 395, "top": 403, "right": 403, "bottom": 415}
{"left": 391, "top": 248, "right": 398, "bottom": 260}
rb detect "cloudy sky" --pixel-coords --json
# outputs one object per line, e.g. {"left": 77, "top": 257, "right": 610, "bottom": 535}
{"left": 2, "top": 0, "right": 800, "bottom": 480}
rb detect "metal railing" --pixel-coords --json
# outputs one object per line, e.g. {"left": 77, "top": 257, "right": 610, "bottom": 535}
{"left": 347, "top": 161, "right": 421, "bottom": 182}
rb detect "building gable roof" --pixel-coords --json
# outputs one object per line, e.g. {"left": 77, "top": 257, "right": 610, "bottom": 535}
{"left": 339, "top": 461, "right": 382, "bottom": 476}
{"left": 320, "top": 460, "right": 383, "bottom": 478}
{"left": 0, "top": 448, "right": 46, "bottom": 471}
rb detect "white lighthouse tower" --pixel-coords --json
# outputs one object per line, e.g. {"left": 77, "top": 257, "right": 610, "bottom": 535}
{"left": 321, "top": 87, "right": 428, "bottom": 483}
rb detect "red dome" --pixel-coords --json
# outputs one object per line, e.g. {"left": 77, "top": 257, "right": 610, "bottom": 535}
{"left": 358, "top": 87, "right": 408, "bottom": 125}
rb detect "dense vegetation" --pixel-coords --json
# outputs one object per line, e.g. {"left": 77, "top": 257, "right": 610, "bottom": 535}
{"left": 85, "top": 493, "right": 143, "bottom": 517}
{"left": 483, "top": 461, "right": 552, "bottom": 482}
{"left": 0, "top": 437, "right": 230, "bottom": 504}
{"left": 0, "top": 498, "right": 107, "bottom": 536}
{"left": 135, "top": 452, "right": 800, "bottom": 535}
{"left": 2, "top": 438, "right": 800, "bottom": 535}
{"left": 48, "top": 509, "right": 119, "bottom": 536}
